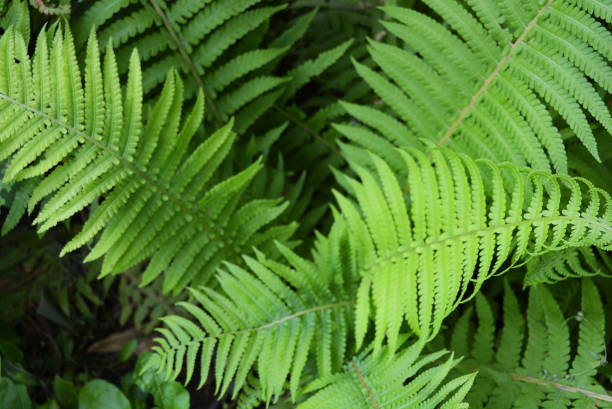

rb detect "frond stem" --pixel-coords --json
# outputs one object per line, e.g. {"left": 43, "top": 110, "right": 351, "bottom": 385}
{"left": 148, "top": 0, "right": 223, "bottom": 127}
{"left": 358, "top": 215, "right": 612, "bottom": 280}
{"left": 161, "top": 300, "right": 354, "bottom": 348}
{"left": 350, "top": 359, "right": 380, "bottom": 409}
{"left": 436, "top": 0, "right": 554, "bottom": 147}
{"left": 509, "top": 373, "right": 612, "bottom": 403}
{"left": 258, "top": 299, "right": 354, "bottom": 330}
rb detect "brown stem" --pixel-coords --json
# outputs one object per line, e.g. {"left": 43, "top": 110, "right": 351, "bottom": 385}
{"left": 509, "top": 373, "right": 612, "bottom": 403}
{"left": 436, "top": 0, "right": 554, "bottom": 147}
{"left": 148, "top": 0, "right": 223, "bottom": 127}
{"left": 351, "top": 359, "right": 380, "bottom": 409}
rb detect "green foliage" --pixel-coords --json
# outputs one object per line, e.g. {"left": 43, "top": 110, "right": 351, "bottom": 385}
{"left": 0, "top": 377, "right": 31, "bottom": 409}
{"left": 338, "top": 147, "right": 612, "bottom": 349}
{"left": 448, "top": 279, "right": 611, "bottom": 409}
{"left": 70, "top": 0, "right": 351, "bottom": 135}
{"left": 0, "top": 25, "right": 295, "bottom": 294}
{"left": 78, "top": 379, "right": 131, "bottom": 409}
{"left": 524, "top": 247, "right": 612, "bottom": 286}
{"left": 153, "top": 147, "right": 612, "bottom": 403}
{"left": 296, "top": 340, "right": 475, "bottom": 409}
{"left": 0, "top": 0, "right": 611, "bottom": 408}
{"left": 339, "top": 0, "right": 612, "bottom": 175}
{"left": 151, "top": 223, "right": 355, "bottom": 403}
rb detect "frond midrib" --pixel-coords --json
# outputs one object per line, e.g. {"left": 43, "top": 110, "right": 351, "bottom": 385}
{"left": 157, "top": 299, "right": 355, "bottom": 350}
{"left": 461, "top": 362, "right": 612, "bottom": 403}
{"left": 147, "top": 0, "right": 223, "bottom": 126}
{"left": 350, "top": 359, "right": 381, "bottom": 409}
{"left": 436, "top": 0, "right": 554, "bottom": 147}
{"left": 358, "top": 214, "right": 612, "bottom": 279}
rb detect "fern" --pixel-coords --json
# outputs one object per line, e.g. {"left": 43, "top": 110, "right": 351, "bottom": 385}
{"left": 153, "top": 146, "right": 612, "bottom": 401}
{"left": 336, "top": 147, "right": 612, "bottom": 350}
{"left": 69, "top": 1, "right": 350, "bottom": 135}
{"left": 72, "top": 0, "right": 289, "bottom": 129}
{"left": 0, "top": 168, "right": 34, "bottom": 234}
{"left": 0, "top": 26, "right": 295, "bottom": 293}
{"left": 149, "top": 222, "right": 355, "bottom": 403}
{"left": 2, "top": 1, "right": 612, "bottom": 407}
{"left": 339, "top": 0, "right": 612, "bottom": 175}
{"left": 296, "top": 340, "right": 476, "bottom": 409}
{"left": 448, "top": 279, "right": 611, "bottom": 408}
{"left": 117, "top": 273, "right": 184, "bottom": 333}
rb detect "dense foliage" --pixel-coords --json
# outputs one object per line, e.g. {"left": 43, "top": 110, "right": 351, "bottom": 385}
{"left": 0, "top": 1, "right": 611, "bottom": 408}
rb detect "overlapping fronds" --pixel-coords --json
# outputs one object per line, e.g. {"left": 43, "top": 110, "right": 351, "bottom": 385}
{"left": 0, "top": 26, "right": 295, "bottom": 294}
{"left": 339, "top": 0, "right": 612, "bottom": 174}
{"left": 449, "top": 279, "right": 611, "bottom": 408}
{"left": 73, "top": 0, "right": 288, "bottom": 100}
{"left": 334, "top": 147, "right": 612, "bottom": 351}
{"left": 117, "top": 273, "right": 184, "bottom": 333}
{"left": 70, "top": 1, "right": 351, "bottom": 134}
{"left": 150, "top": 223, "right": 355, "bottom": 403}
{"left": 0, "top": 0, "right": 28, "bottom": 41}
{"left": 524, "top": 246, "right": 612, "bottom": 286}
{"left": 296, "top": 340, "right": 475, "bottom": 409}
{"left": 153, "top": 145, "right": 612, "bottom": 403}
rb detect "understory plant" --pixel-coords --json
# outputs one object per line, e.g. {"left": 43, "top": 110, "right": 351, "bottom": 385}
{"left": 0, "top": 0, "right": 611, "bottom": 408}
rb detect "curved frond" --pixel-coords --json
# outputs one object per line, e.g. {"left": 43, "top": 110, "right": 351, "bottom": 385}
{"left": 297, "top": 341, "right": 475, "bottom": 409}
{"left": 524, "top": 246, "right": 612, "bottom": 286}
{"left": 334, "top": 147, "right": 612, "bottom": 349}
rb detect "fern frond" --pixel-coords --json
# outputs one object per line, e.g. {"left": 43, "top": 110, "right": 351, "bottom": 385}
{"left": 153, "top": 144, "right": 612, "bottom": 402}
{"left": 0, "top": 26, "right": 294, "bottom": 293}
{"left": 297, "top": 340, "right": 475, "bottom": 409}
{"left": 448, "top": 279, "right": 611, "bottom": 408}
{"left": 150, "top": 222, "right": 355, "bottom": 403}
{"left": 341, "top": 0, "right": 612, "bottom": 174}
{"left": 334, "top": 147, "right": 612, "bottom": 350}
{"left": 71, "top": 0, "right": 343, "bottom": 134}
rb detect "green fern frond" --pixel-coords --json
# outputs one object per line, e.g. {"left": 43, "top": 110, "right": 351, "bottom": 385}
{"left": 297, "top": 340, "right": 476, "bottom": 409}
{"left": 150, "top": 222, "right": 355, "bottom": 403}
{"left": 0, "top": 26, "right": 295, "bottom": 293}
{"left": 0, "top": 176, "right": 34, "bottom": 235}
{"left": 341, "top": 0, "right": 612, "bottom": 174}
{"left": 334, "top": 147, "right": 612, "bottom": 350}
{"left": 448, "top": 279, "right": 611, "bottom": 409}
{"left": 70, "top": 0, "right": 342, "bottom": 134}
{"left": 117, "top": 273, "right": 184, "bottom": 333}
